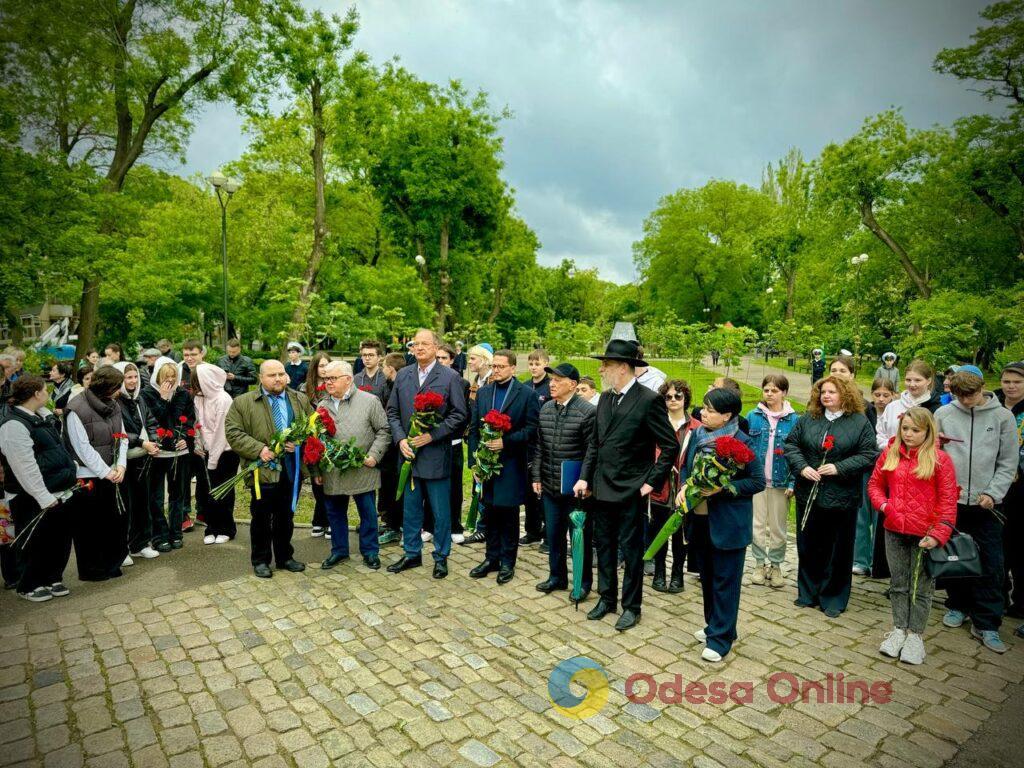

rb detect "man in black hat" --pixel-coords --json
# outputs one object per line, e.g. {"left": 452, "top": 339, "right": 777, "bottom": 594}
{"left": 574, "top": 339, "right": 678, "bottom": 630}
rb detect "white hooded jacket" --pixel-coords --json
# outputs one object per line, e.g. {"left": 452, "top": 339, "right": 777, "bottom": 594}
{"left": 193, "top": 363, "right": 233, "bottom": 469}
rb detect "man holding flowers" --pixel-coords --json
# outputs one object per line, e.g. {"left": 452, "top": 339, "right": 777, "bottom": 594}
{"left": 317, "top": 361, "right": 391, "bottom": 571}
{"left": 385, "top": 329, "right": 468, "bottom": 579}
{"left": 467, "top": 350, "right": 539, "bottom": 585}
{"left": 225, "top": 360, "right": 314, "bottom": 578}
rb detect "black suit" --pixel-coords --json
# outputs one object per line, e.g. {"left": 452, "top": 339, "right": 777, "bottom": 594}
{"left": 583, "top": 380, "right": 679, "bottom": 613}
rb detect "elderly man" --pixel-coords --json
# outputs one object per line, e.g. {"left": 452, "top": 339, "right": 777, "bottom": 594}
{"left": 575, "top": 339, "right": 679, "bottom": 631}
{"left": 467, "top": 350, "right": 539, "bottom": 584}
{"left": 226, "top": 360, "right": 314, "bottom": 578}
{"left": 461, "top": 343, "right": 494, "bottom": 545}
{"left": 319, "top": 361, "right": 391, "bottom": 571}
{"left": 385, "top": 329, "right": 468, "bottom": 578}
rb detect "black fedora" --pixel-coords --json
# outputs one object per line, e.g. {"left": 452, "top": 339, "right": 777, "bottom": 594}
{"left": 592, "top": 339, "right": 643, "bottom": 367}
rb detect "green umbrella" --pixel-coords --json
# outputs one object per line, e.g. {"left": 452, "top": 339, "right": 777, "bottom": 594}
{"left": 569, "top": 502, "right": 587, "bottom": 609}
{"left": 465, "top": 480, "right": 482, "bottom": 531}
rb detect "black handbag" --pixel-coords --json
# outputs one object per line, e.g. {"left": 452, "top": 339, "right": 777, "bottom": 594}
{"left": 925, "top": 521, "right": 982, "bottom": 580}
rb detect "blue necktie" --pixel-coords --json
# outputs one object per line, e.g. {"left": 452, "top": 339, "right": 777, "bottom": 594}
{"left": 271, "top": 394, "right": 288, "bottom": 432}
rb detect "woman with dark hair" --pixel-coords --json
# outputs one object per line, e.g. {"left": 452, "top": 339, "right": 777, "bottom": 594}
{"left": 114, "top": 362, "right": 161, "bottom": 560}
{"left": 0, "top": 376, "right": 79, "bottom": 600}
{"left": 63, "top": 365, "right": 130, "bottom": 581}
{"left": 70, "top": 364, "right": 93, "bottom": 402}
{"left": 829, "top": 354, "right": 857, "bottom": 381}
{"left": 682, "top": 387, "right": 765, "bottom": 662}
{"left": 49, "top": 362, "right": 74, "bottom": 413}
{"left": 784, "top": 375, "right": 877, "bottom": 617}
{"left": 649, "top": 378, "right": 697, "bottom": 593}
{"left": 193, "top": 363, "right": 238, "bottom": 545}
{"left": 746, "top": 374, "right": 797, "bottom": 588}
{"left": 142, "top": 357, "right": 194, "bottom": 552}
{"left": 305, "top": 351, "right": 332, "bottom": 537}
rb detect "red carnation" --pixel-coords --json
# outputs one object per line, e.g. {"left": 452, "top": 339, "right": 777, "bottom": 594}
{"left": 316, "top": 407, "right": 337, "bottom": 436}
{"left": 413, "top": 391, "right": 445, "bottom": 412}
{"left": 358, "top": 384, "right": 373, "bottom": 392}
{"left": 302, "top": 436, "right": 326, "bottom": 465}
{"left": 774, "top": 448, "right": 785, "bottom": 456}
{"left": 714, "top": 436, "right": 754, "bottom": 465}
{"left": 822, "top": 435, "right": 835, "bottom": 451}
{"left": 316, "top": 382, "right": 326, "bottom": 392}
{"left": 179, "top": 415, "right": 188, "bottom": 424}
{"left": 483, "top": 409, "right": 513, "bottom": 432}
{"left": 194, "top": 423, "right": 202, "bottom": 431}
{"left": 186, "top": 428, "right": 196, "bottom": 438}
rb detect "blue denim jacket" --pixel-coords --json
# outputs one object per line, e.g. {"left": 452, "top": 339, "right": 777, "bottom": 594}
{"left": 745, "top": 406, "right": 798, "bottom": 489}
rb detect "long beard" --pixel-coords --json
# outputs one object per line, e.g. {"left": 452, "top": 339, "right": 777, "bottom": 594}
{"left": 600, "top": 373, "right": 614, "bottom": 392}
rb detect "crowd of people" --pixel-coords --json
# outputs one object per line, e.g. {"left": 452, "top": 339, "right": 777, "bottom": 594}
{"left": 1, "top": 335, "right": 1022, "bottom": 666}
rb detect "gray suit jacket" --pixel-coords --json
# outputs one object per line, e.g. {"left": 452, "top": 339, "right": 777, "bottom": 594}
{"left": 320, "top": 388, "right": 391, "bottom": 496}
{"left": 386, "top": 362, "right": 468, "bottom": 480}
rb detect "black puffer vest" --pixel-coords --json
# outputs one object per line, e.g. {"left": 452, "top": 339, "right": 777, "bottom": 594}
{"left": 0, "top": 408, "right": 77, "bottom": 494}
{"left": 64, "top": 390, "right": 123, "bottom": 466}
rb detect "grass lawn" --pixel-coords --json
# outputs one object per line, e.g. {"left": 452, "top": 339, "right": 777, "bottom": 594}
{"left": 231, "top": 360, "right": 774, "bottom": 526}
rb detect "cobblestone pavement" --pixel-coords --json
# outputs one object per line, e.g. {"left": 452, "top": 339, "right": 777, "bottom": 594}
{"left": 1, "top": 537, "right": 1022, "bottom": 768}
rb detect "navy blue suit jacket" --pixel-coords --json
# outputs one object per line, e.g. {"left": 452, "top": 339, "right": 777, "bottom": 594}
{"left": 467, "top": 377, "right": 539, "bottom": 507}
{"left": 386, "top": 362, "right": 468, "bottom": 480}
{"left": 681, "top": 431, "right": 766, "bottom": 550}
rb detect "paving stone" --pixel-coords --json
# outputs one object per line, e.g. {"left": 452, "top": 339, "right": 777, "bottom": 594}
{"left": 459, "top": 739, "right": 501, "bottom": 767}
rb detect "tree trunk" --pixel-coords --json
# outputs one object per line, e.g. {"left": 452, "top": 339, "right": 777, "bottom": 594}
{"left": 784, "top": 267, "right": 796, "bottom": 321}
{"left": 436, "top": 219, "right": 450, "bottom": 333}
{"left": 285, "top": 78, "right": 328, "bottom": 352}
{"left": 487, "top": 283, "right": 503, "bottom": 323}
{"left": 858, "top": 200, "right": 931, "bottom": 298}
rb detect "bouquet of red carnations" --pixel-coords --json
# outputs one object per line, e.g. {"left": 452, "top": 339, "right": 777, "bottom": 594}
{"left": 474, "top": 409, "right": 513, "bottom": 482}
{"left": 396, "top": 391, "right": 445, "bottom": 500}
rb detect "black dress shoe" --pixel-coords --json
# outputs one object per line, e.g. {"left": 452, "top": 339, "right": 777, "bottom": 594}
{"left": 519, "top": 533, "right": 541, "bottom": 545}
{"left": 170, "top": 539, "right": 183, "bottom": 550}
{"left": 615, "top": 609, "right": 641, "bottom": 631}
{"left": 386, "top": 555, "right": 422, "bottom": 573}
{"left": 433, "top": 560, "right": 448, "bottom": 579}
{"left": 469, "top": 560, "right": 498, "bottom": 578}
{"left": 823, "top": 607, "right": 841, "bottom": 618}
{"left": 571, "top": 589, "right": 591, "bottom": 603}
{"left": 651, "top": 576, "right": 668, "bottom": 592}
{"left": 538, "top": 542, "right": 550, "bottom": 554}
{"left": 253, "top": 564, "right": 273, "bottom": 578}
{"left": 536, "top": 579, "right": 566, "bottom": 593}
{"left": 155, "top": 542, "right": 172, "bottom": 553}
{"left": 461, "top": 530, "right": 486, "bottom": 544}
{"left": 667, "top": 576, "right": 684, "bottom": 593}
{"left": 321, "top": 553, "right": 349, "bottom": 570}
{"left": 497, "top": 567, "right": 515, "bottom": 584}
{"left": 363, "top": 554, "right": 381, "bottom": 570}
{"left": 281, "top": 559, "right": 306, "bottom": 572}
{"left": 587, "top": 601, "right": 615, "bottom": 620}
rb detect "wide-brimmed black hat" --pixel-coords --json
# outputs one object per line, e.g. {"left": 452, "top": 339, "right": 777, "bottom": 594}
{"left": 592, "top": 339, "right": 643, "bottom": 367}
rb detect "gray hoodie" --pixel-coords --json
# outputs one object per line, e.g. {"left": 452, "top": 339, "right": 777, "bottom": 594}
{"left": 935, "top": 392, "right": 1019, "bottom": 506}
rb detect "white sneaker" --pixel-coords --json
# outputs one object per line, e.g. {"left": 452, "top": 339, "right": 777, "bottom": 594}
{"left": 701, "top": 647, "right": 722, "bottom": 662}
{"left": 694, "top": 628, "right": 707, "bottom": 643}
{"left": 121, "top": 555, "right": 134, "bottom": 567}
{"left": 451, "top": 533, "right": 465, "bottom": 545}
{"left": 132, "top": 546, "right": 160, "bottom": 559}
{"left": 204, "top": 534, "right": 216, "bottom": 545}
{"left": 899, "top": 632, "right": 926, "bottom": 665}
{"left": 879, "top": 628, "right": 907, "bottom": 658}
{"left": 214, "top": 535, "right": 230, "bottom": 544}
{"left": 421, "top": 531, "right": 433, "bottom": 543}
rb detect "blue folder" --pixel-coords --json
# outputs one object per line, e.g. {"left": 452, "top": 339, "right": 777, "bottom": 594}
{"left": 560, "top": 460, "right": 583, "bottom": 496}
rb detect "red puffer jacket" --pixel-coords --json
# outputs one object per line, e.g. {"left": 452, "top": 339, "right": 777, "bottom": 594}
{"left": 868, "top": 442, "right": 958, "bottom": 545}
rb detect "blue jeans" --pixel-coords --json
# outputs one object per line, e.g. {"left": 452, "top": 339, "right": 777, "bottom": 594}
{"left": 543, "top": 493, "right": 593, "bottom": 590}
{"left": 325, "top": 492, "right": 379, "bottom": 558}
{"left": 853, "top": 473, "right": 876, "bottom": 571}
{"left": 402, "top": 477, "right": 452, "bottom": 562}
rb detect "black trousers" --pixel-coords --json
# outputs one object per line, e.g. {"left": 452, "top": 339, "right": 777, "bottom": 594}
{"left": 691, "top": 516, "right": 745, "bottom": 657}
{"left": 484, "top": 504, "right": 520, "bottom": 568}
{"left": 10, "top": 493, "right": 73, "bottom": 592}
{"left": 523, "top": 475, "right": 544, "bottom": 538}
{"left": 70, "top": 479, "right": 127, "bottom": 581}
{"left": 205, "top": 452, "right": 239, "bottom": 538}
{"left": 189, "top": 451, "right": 208, "bottom": 519}
{"left": 150, "top": 458, "right": 188, "bottom": 546}
{"left": 543, "top": 493, "right": 593, "bottom": 590}
{"left": 594, "top": 494, "right": 645, "bottom": 613}
{"left": 126, "top": 458, "right": 153, "bottom": 553}
{"left": 650, "top": 502, "right": 686, "bottom": 582}
{"left": 1003, "top": 488, "right": 1023, "bottom": 613}
{"left": 379, "top": 447, "right": 402, "bottom": 532}
{"left": 947, "top": 504, "right": 1006, "bottom": 631}
{"left": 311, "top": 480, "right": 328, "bottom": 529}
{"left": 249, "top": 477, "right": 295, "bottom": 567}
{"left": 796, "top": 502, "right": 857, "bottom": 613}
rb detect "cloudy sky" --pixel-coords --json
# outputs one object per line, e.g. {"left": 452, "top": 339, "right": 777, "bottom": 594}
{"left": 179, "top": 0, "right": 993, "bottom": 283}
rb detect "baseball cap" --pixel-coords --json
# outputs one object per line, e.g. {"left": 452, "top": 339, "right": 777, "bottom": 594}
{"left": 545, "top": 363, "right": 580, "bottom": 382}
{"left": 1001, "top": 361, "right": 1024, "bottom": 376}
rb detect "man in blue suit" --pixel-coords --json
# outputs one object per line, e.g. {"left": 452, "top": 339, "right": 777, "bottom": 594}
{"left": 467, "top": 350, "right": 539, "bottom": 584}
{"left": 385, "top": 329, "right": 469, "bottom": 579}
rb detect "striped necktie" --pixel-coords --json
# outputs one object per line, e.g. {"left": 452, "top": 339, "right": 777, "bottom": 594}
{"left": 270, "top": 393, "right": 288, "bottom": 432}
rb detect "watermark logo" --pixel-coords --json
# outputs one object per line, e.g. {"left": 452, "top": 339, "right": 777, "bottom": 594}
{"left": 547, "top": 656, "right": 609, "bottom": 719}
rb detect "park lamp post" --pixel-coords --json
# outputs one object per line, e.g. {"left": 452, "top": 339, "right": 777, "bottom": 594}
{"left": 209, "top": 170, "right": 241, "bottom": 348}
{"left": 850, "top": 253, "right": 869, "bottom": 360}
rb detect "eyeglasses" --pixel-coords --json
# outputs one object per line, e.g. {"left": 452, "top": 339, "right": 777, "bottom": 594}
{"left": 664, "top": 393, "right": 686, "bottom": 401}
{"left": 491, "top": 364, "right": 513, "bottom": 370}
{"left": 322, "top": 376, "right": 342, "bottom": 383}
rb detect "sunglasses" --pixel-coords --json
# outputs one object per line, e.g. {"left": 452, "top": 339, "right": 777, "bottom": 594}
{"left": 664, "top": 393, "right": 686, "bottom": 401}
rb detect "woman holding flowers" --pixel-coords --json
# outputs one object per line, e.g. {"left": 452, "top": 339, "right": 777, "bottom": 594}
{"left": 784, "top": 376, "right": 877, "bottom": 617}
{"left": 142, "top": 357, "right": 195, "bottom": 552}
{"left": 193, "top": 363, "right": 238, "bottom": 545}
{"left": 868, "top": 407, "right": 957, "bottom": 665}
{"left": 678, "top": 387, "right": 765, "bottom": 662}
{"left": 305, "top": 351, "right": 332, "bottom": 538}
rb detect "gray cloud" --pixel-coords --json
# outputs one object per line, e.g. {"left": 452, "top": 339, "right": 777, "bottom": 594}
{"left": 177, "top": 0, "right": 995, "bottom": 283}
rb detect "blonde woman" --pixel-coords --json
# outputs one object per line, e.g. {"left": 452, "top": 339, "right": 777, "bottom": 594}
{"left": 875, "top": 360, "right": 941, "bottom": 450}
